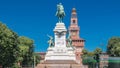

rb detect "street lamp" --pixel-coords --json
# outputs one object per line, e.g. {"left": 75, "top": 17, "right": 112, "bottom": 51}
{"left": 33, "top": 56, "right": 35, "bottom": 68}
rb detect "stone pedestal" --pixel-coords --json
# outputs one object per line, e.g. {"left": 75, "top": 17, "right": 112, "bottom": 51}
{"left": 45, "top": 22, "right": 76, "bottom": 61}
{"left": 45, "top": 47, "right": 75, "bottom": 60}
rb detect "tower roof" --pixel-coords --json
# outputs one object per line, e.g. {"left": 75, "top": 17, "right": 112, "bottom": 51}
{"left": 72, "top": 8, "right": 76, "bottom": 13}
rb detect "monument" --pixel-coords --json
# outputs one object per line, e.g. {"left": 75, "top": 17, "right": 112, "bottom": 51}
{"left": 37, "top": 3, "right": 85, "bottom": 68}
{"left": 45, "top": 3, "right": 76, "bottom": 61}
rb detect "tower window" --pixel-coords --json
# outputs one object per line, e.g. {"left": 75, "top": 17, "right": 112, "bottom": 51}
{"left": 73, "top": 20, "right": 76, "bottom": 24}
{"left": 77, "top": 54, "right": 79, "bottom": 56}
{"left": 72, "top": 14, "right": 77, "bottom": 18}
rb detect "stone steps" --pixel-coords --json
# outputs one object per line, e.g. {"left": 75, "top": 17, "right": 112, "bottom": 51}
{"left": 36, "top": 64, "right": 83, "bottom": 68}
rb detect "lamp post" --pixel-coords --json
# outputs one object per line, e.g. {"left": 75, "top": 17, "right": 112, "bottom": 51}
{"left": 33, "top": 44, "right": 36, "bottom": 68}
{"left": 33, "top": 56, "right": 35, "bottom": 68}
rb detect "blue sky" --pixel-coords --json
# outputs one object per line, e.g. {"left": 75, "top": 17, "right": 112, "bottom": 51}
{"left": 0, "top": 0, "right": 120, "bottom": 52}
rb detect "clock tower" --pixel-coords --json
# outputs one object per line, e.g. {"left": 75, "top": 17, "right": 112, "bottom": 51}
{"left": 69, "top": 8, "right": 85, "bottom": 64}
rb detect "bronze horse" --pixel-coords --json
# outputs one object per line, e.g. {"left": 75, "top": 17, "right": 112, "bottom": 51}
{"left": 56, "top": 3, "right": 65, "bottom": 23}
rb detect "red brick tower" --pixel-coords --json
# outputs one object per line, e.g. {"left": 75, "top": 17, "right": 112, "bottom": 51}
{"left": 69, "top": 8, "right": 85, "bottom": 64}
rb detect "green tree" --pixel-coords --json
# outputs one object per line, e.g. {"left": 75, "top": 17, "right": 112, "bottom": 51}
{"left": 0, "top": 22, "right": 19, "bottom": 67}
{"left": 82, "top": 48, "right": 102, "bottom": 68}
{"left": 93, "top": 48, "right": 102, "bottom": 63}
{"left": 94, "top": 48, "right": 102, "bottom": 55}
{"left": 82, "top": 49, "right": 96, "bottom": 67}
{"left": 18, "top": 36, "right": 34, "bottom": 66}
{"left": 93, "top": 48, "right": 102, "bottom": 68}
{"left": 82, "top": 49, "right": 95, "bottom": 58}
{"left": 88, "top": 52, "right": 94, "bottom": 57}
{"left": 107, "top": 37, "right": 120, "bottom": 57}
{"left": 33, "top": 53, "right": 41, "bottom": 65}
{"left": 82, "top": 49, "right": 89, "bottom": 58}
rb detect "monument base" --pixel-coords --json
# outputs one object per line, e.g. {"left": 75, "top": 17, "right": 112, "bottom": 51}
{"left": 37, "top": 63, "right": 83, "bottom": 68}
{"left": 36, "top": 60, "right": 88, "bottom": 68}
{"left": 45, "top": 47, "right": 76, "bottom": 61}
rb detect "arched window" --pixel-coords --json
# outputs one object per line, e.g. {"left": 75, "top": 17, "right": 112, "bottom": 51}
{"left": 73, "top": 20, "right": 76, "bottom": 24}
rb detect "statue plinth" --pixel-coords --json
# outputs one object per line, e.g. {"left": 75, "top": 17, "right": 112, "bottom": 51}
{"left": 54, "top": 22, "right": 67, "bottom": 47}
{"left": 45, "top": 22, "right": 75, "bottom": 61}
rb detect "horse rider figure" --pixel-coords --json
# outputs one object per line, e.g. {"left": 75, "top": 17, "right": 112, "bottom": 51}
{"left": 56, "top": 3, "right": 65, "bottom": 23}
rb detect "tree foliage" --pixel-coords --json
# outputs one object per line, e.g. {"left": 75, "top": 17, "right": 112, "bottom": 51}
{"left": 94, "top": 48, "right": 102, "bottom": 55}
{"left": 0, "top": 22, "right": 19, "bottom": 67}
{"left": 82, "top": 49, "right": 89, "bottom": 58}
{"left": 18, "top": 36, "right": 34, "bottom": 66}
{"left": 93, "top": 48, "right": 102, "bottom": 63}
{"left": 82, "top": 48, "right": 102, "bottom": 59}
{"left": 82, "top": 49, "right": 94, "bottom": 59}
{"left": 82, "top": 48, "right": 102, "bottom": 68}
{"left": 0, "top": 22, "right": 38, "bottom": 68}
{"left": 34, "top": 53, "right": 41, "bottom": 65}
{"left": 107, "top": 37, "right": 120, "bottom": 57}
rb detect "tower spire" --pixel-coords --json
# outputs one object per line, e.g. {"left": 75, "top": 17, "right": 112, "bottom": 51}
{"left": 71, "top": 8, "right": 78, "bottom": 25}
{"left": 69, "top": 8, "right": 79, "bottom": 39}
{"left": 69, "top": 8, "right": 85, "bottom": 64}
